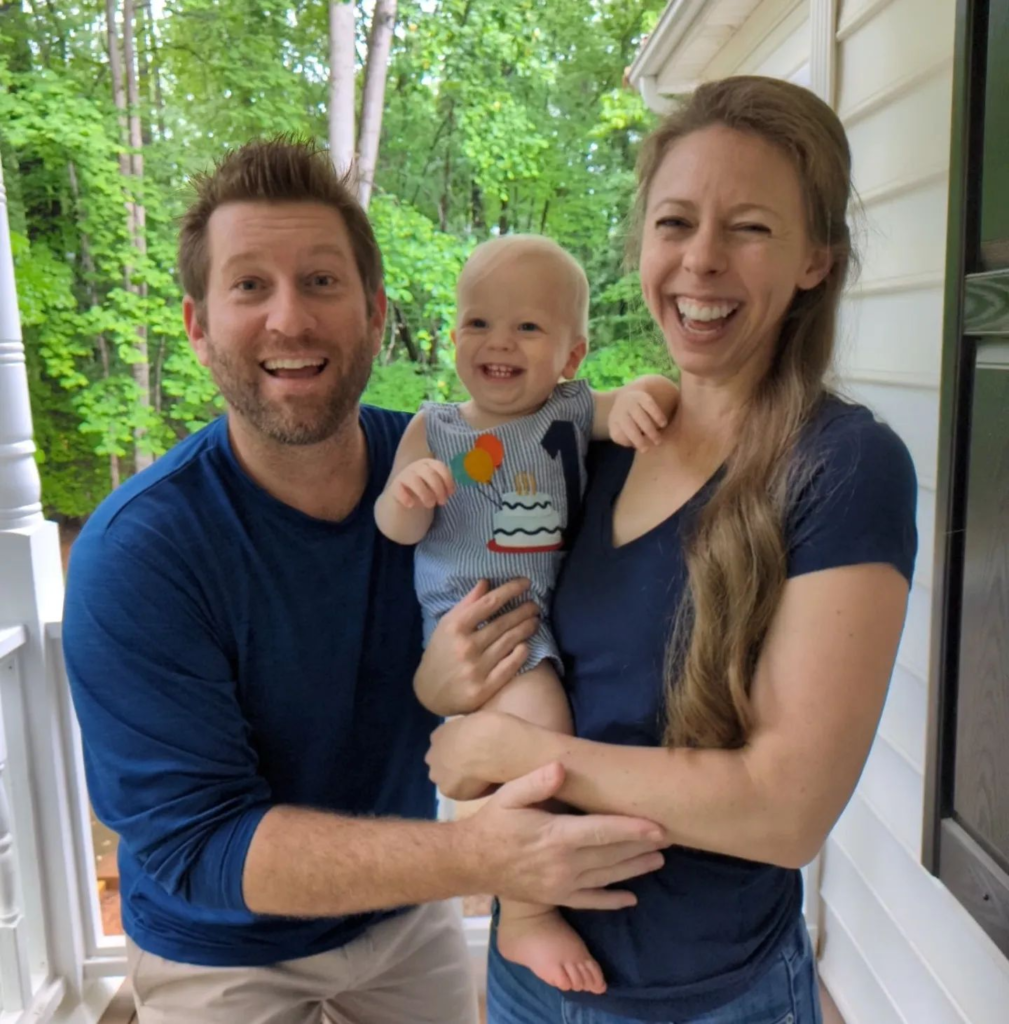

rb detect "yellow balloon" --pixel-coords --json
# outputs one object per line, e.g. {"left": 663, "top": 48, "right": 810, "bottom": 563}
{"left": 463, "top": 447, "right": 495, "bottom": 485}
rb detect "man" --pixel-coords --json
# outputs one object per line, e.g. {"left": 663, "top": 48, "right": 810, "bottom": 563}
{"left": 63, "top": 138, "right": 665, "bottom": 1024}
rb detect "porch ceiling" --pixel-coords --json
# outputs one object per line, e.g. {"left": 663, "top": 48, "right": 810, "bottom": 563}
{"left": 628, "top": 0, "right": 766, "bottom": 108}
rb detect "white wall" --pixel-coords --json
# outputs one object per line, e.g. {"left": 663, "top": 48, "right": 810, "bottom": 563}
{"left": 820, "top": 1, "right": 1009, "bottom": 1022}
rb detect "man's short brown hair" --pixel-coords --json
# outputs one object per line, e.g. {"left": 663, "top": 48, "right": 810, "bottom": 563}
{"left": 178, "top": 136, "right": 383, "bottom": 318}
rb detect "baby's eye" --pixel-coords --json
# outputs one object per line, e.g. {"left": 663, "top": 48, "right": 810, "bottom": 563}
{"left": 467, "top": 317, "right": 488, "bottom": 328}
{"left": 518, "top": 322, "right": 541, "bottom": 332}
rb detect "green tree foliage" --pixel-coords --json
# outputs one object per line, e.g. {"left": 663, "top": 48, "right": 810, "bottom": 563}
{"left": 1, "top": 0, "right": 671, "bottom": 520}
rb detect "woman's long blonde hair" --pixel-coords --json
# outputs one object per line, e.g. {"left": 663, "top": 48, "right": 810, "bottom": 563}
{"left": 632, "top": 77, "right": 856, "bottom": 749}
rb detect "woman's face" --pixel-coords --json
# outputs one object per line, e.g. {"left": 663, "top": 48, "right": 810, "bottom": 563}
{"left": 639, "top": 124, "right": 830, "bottom": 390}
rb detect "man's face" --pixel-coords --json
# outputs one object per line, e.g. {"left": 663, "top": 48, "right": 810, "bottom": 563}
{"left": 184, "top": 201, "right": 385, "bottom": 446}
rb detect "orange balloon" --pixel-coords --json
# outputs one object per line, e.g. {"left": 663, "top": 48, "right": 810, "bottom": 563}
{"left": 463, "top": 447, "right": 495, "bottom": 485}
{"left": 475, "top": 433, "right": 505, "bottom": 468}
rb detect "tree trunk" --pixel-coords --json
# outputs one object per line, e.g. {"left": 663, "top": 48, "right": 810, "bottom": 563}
{"left": 143, "top": 0, "right": 166, "bottom": 140}
{"left": 123, "top": 0, "right": 153, "bottom": 472}
{"left": 356, "top": 0, "right": 397, "bottom": 210}
{"left": 67, "top": 161, "right": 120, "bottom": 491}
{"left": 328, "top": 2, "right": 356, "bottom": 178}
{"left": 105, "top": 0, "right": 133, "bottom": 234}
{"left": 498, "top": 195, "right": 510, "bottom": 235}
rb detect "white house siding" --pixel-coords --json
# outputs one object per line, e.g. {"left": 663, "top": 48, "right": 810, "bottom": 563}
{"left": 820, "top": 1, "right": 1009, "bottom": 1022}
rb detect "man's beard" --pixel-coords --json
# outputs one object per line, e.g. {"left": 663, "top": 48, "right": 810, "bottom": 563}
{"left": 204, "top": 335, "right": 374, "bottom": 446}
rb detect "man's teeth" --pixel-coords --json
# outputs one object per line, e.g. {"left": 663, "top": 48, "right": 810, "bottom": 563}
{"left": 676, "top": 299, "right": 739, "bottom": 322}
{"left": 263, "top": 358, "right": 325, "bottom": 371}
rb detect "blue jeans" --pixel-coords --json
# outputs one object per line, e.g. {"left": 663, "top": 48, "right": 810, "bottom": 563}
{"left": 487, "top": 912, "right": 823, "bottom": 1024}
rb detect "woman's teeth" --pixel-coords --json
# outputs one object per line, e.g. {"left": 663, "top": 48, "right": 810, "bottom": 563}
{"left": 675, "top": 299, "right": 739, "bottom": 323}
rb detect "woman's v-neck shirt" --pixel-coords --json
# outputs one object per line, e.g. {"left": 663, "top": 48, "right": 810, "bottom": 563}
{"left": 553, "top": 396, "right": 918, "bottom": 1020}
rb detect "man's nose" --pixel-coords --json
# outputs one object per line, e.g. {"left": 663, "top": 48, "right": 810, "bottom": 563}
{"left": 265, "top": 282, "right": 316, "bottom": 337}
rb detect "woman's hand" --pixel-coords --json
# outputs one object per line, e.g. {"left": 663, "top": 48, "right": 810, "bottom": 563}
{"left": 426, "top": 711, "right": 535, "bottom": 798}
{"left": 414, "top": 579, "right": 540, "bottom": 716}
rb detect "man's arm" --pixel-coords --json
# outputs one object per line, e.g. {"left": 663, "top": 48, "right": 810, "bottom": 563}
{"left": 243, "top": 765, "right": 667, "bottom": 916}
{"left": 64, "top": 527, "right": 665, "bottom": 919}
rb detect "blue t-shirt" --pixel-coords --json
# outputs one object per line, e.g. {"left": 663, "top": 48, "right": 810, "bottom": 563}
{"left": 555, "top": 397, "right": 918, "bottom": 1020}
{"left": 62, "top": 407, "right": 439, "bottom": 967}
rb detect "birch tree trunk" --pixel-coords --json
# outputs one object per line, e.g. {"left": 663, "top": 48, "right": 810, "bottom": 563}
{"left": 119, "top": 0, "right": 153, "bottom": 471}
{"left": 357, "top": 0, "right": 397, "bottom": 209}
{"left": 328, "top": 2, "right": 356, "bottom": 178}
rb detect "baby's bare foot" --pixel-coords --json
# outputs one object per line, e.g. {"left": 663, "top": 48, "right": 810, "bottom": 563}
{"left": 497, "top": 908, "right": 606, "bottom": 994}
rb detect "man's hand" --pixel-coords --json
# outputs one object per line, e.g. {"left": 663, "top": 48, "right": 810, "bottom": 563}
{"left": 608, "top": 389, "right": 670, "bottom": 452}
{"left": 390, "top": 457, "right": 455, "bottom": 509}
{"left": 414, "top": 579, "right": 539, "bottom": 715}
{"left": 458, "top": 763, "right": 667, "bottom": 910}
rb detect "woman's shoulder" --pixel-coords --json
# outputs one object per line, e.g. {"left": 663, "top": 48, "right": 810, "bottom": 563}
{"left": 787, "top": 394, "right": 918, "bottom": 582}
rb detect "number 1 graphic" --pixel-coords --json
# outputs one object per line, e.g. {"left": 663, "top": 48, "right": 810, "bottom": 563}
{"left": 540, "top": 420, "right": 580, "bottom": 531}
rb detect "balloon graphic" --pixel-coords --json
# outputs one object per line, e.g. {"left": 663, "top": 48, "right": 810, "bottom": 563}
{"left": 463, "top": 448, "right": 495, "bottom": 485}
{"left": 450, "top": 452, "right": 477, "bottom": 487}
{"left": 475, "top": 433, "right": 505, "bottom": 468}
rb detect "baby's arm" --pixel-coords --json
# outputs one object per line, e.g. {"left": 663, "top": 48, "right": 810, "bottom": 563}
{"left": 374, "top": 411, "right": 455, "bottom": 545}
{"left": 591, "top": 375, "right": 679, "bottom": 450}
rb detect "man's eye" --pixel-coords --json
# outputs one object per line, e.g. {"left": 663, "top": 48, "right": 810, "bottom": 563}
{"left": 311, "top": 274, "right": 337, "bottom": 287}
{"left": 236, "top": 280, "right": 259, "bottom": 292}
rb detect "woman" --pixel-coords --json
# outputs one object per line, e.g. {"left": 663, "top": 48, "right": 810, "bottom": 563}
{"left": 421, "top": 76, "right": 917, "bottom": 1023}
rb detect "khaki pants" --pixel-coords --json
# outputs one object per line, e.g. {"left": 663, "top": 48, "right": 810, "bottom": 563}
{"left": 126, "top": 901, "right": 479, "bottom": 1024}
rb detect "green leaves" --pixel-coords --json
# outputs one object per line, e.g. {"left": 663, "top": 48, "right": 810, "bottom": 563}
{"left": 7, "top": 0, "right": 672, "bottom": 519}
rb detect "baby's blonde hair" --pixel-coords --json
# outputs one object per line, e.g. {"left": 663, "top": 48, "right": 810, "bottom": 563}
{"left": 457, "top": 234, "right": 590, "bottom": 339}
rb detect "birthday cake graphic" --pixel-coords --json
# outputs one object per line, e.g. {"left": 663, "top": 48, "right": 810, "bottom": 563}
{"left": 487, "top": 472, "right": 563, "bottom": 553}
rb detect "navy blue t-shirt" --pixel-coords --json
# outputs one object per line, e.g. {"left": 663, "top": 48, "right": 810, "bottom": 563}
{"left": 62, "top": 407, "right": 439, "bottom": 966}
{"left": 555, "top": 398, "right": 918, "bottom": 1020}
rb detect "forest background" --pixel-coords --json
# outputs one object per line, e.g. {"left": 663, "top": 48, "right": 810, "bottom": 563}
{"left": 1, "top": 0, "right": 673, "bottom": 521}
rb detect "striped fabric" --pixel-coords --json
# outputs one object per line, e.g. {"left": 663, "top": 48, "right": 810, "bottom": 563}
{"left": 415, "top": 381, "right": 594, "bottom": 674}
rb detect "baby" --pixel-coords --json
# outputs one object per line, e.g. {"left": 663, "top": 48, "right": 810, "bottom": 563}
{"left": 374, "top": 234, "right": 677, "bottom": 995}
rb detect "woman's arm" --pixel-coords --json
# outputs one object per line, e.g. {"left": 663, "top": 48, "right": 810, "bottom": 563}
{"left": 427, "top": 561, "right": 909, "bottom": 868}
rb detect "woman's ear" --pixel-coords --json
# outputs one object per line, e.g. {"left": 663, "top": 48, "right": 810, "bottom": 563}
{"left": 798, "top": 245, "right": 833, "bottom": 291}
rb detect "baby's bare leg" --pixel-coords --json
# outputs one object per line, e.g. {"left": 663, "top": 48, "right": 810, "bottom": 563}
{"left": 488, "top": 661, "right": 606, "bottom": 994}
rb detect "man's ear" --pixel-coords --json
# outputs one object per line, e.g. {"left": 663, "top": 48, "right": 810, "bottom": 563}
{"left": 560, "top": 337, "right": 588, "bottom": 379}
{"left": 183, "top": 296, "right": 210, "bottom": 366}
{"left": 798, "top": 245, "right": 833, "bottom": 291}
{"left": 370, "top": 285, "right": 388, "bottom": 359}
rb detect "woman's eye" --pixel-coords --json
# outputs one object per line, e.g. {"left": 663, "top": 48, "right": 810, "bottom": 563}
{"left": 736, "top": 223, "right": 771, "bottom": 234}
{"left": 656, "top": 217, "right": 690, "bottom": 230}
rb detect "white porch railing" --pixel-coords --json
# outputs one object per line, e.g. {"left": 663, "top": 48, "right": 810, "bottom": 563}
{"left": 1, "top": 136, "right": 123, "bottom": 1023}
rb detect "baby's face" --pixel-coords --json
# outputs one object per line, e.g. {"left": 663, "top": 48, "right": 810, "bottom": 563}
{"left": 453, "top": 251, "right": 586, "bottom": 419}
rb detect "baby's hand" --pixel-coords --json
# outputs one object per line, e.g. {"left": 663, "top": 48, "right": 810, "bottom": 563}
{"left": 608, "top": 390, "right": 670, "bottom": 452}
{"left": 392, "top": 458, "right": 456, "bottom": 509}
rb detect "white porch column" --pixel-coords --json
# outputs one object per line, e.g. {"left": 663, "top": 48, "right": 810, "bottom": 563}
{"left": 0, "top": 149, "right": 87, "bottom": 1006}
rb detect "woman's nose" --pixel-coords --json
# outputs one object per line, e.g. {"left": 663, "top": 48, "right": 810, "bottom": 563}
{"left": 682, "top": 226, "right": 727, "bottom": 277}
